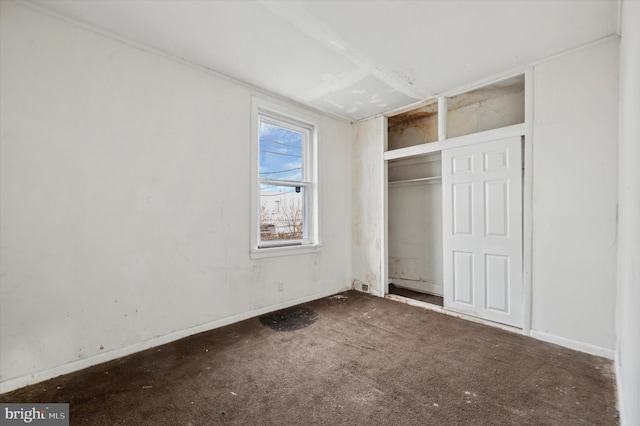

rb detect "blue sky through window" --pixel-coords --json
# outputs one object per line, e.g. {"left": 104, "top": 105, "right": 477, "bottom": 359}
{"left": 259, "top": 121, "right": 303, "bottom": 182}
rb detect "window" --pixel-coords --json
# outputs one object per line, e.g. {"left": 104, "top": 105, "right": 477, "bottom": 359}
{"left": 251, "top": 98, "right": 319, "bottom": 257}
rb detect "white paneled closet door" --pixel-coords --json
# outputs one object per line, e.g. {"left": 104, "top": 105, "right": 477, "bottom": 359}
{"left": 442, "top": 136, "right": 523, "bottom": 327}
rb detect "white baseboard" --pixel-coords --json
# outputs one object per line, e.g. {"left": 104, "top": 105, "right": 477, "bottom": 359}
{"left": 385, "top": 294, "right": 616, "bottom": 360}
{"left": 530, "top": 330, "right": 615, "bottom": 360}
{"left": 390, "top": 278, "right": 443, "bottom": 296}
{"left": 385, "top": 294, "right": 522, "bottom": 334}
{"left": 0, "top": 286, "right": 349, "bottom": 394}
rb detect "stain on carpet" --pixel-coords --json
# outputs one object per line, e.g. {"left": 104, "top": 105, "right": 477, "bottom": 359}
{"left": 259, "top": 307, "right": 318, "bottom": 331}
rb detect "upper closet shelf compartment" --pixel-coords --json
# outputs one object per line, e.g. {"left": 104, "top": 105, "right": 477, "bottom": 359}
{"left": 386, "top": 74, "right": 525, "bottom": 159}
{"left": 388, "top": 101, "right": 439, "bottom": 151}
{"left": 446, "top": 74, "right": 524, "bottom": 139}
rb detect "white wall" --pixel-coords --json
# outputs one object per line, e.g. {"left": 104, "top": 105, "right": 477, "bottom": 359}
{"left": 0, "top": 1, "right": 351, "bottom": 392}
{"left": 616, "top": 1, "right": 640, "bottom": 424}
{"left": 531, "top": 38, "right": 619, "bottom": 356}
{"left": 388, "top": 182, "right": 443, "bottom": 295}
{"left": 351, "top": 117, "right": 386, "bottom": 296}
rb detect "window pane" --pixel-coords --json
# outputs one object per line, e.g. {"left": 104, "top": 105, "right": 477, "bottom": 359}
{"left": 260, "top": 184, "right": 305, "bottom": 242}
{"left": 259, "top": 121, "right": 303, "bottom": 182}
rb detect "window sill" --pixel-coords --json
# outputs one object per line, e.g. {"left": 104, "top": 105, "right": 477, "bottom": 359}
{"left": 250, "top": 244, "right": 322, "bottom": 259}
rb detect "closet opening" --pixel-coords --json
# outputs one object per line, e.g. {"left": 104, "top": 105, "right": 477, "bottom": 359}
{"left": 384, "top": 73, "right": 528, "bottom": 322}
{"left": 388, "top": 153, "right": 444, "bottom": 307}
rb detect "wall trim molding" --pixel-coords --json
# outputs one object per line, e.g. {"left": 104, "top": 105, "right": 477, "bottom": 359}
{"left": 0, "top": 285, "right": 349, "bottom": 394}
{"left": 390, "top": 279, "right": 443, "bottom": 297}
{"left": 385, "top": 294, "right": 522, "bottom": 334}
{"left": 530, "top": 330, "right": 615, "bottom": 360}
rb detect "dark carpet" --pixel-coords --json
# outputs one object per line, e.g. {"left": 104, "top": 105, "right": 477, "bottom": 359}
{"left": 388, "top": 283, "right": 444, "bottom": 306}
{"left": 0, "top": 290, "right": 618, "bottom": 425}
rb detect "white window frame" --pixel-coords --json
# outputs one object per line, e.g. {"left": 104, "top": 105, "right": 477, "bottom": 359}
{"left": 250, "top": 97, "right": 320, "bottom": 259}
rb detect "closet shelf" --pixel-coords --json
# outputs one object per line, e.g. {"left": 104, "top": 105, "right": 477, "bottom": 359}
{"left": 388, "top": 176, "right": 442, "bottom": 185}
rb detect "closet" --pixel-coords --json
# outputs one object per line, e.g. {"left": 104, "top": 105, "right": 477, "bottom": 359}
{"left": 386, "top": 74, "right": 526, "bottom": 328}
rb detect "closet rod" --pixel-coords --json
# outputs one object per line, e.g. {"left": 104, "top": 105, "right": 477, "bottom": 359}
{"left": 388, "top": 176, "right": 442, "bottom": 185}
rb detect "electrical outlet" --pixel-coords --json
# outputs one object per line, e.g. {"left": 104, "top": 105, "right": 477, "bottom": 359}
{"left": 278, "top": 281, "right": 284, "bottom": 292}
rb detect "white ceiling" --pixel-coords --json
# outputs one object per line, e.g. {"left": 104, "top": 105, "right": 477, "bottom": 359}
{"left": 26, "top": 0, "right": 619, "bottom": 121}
